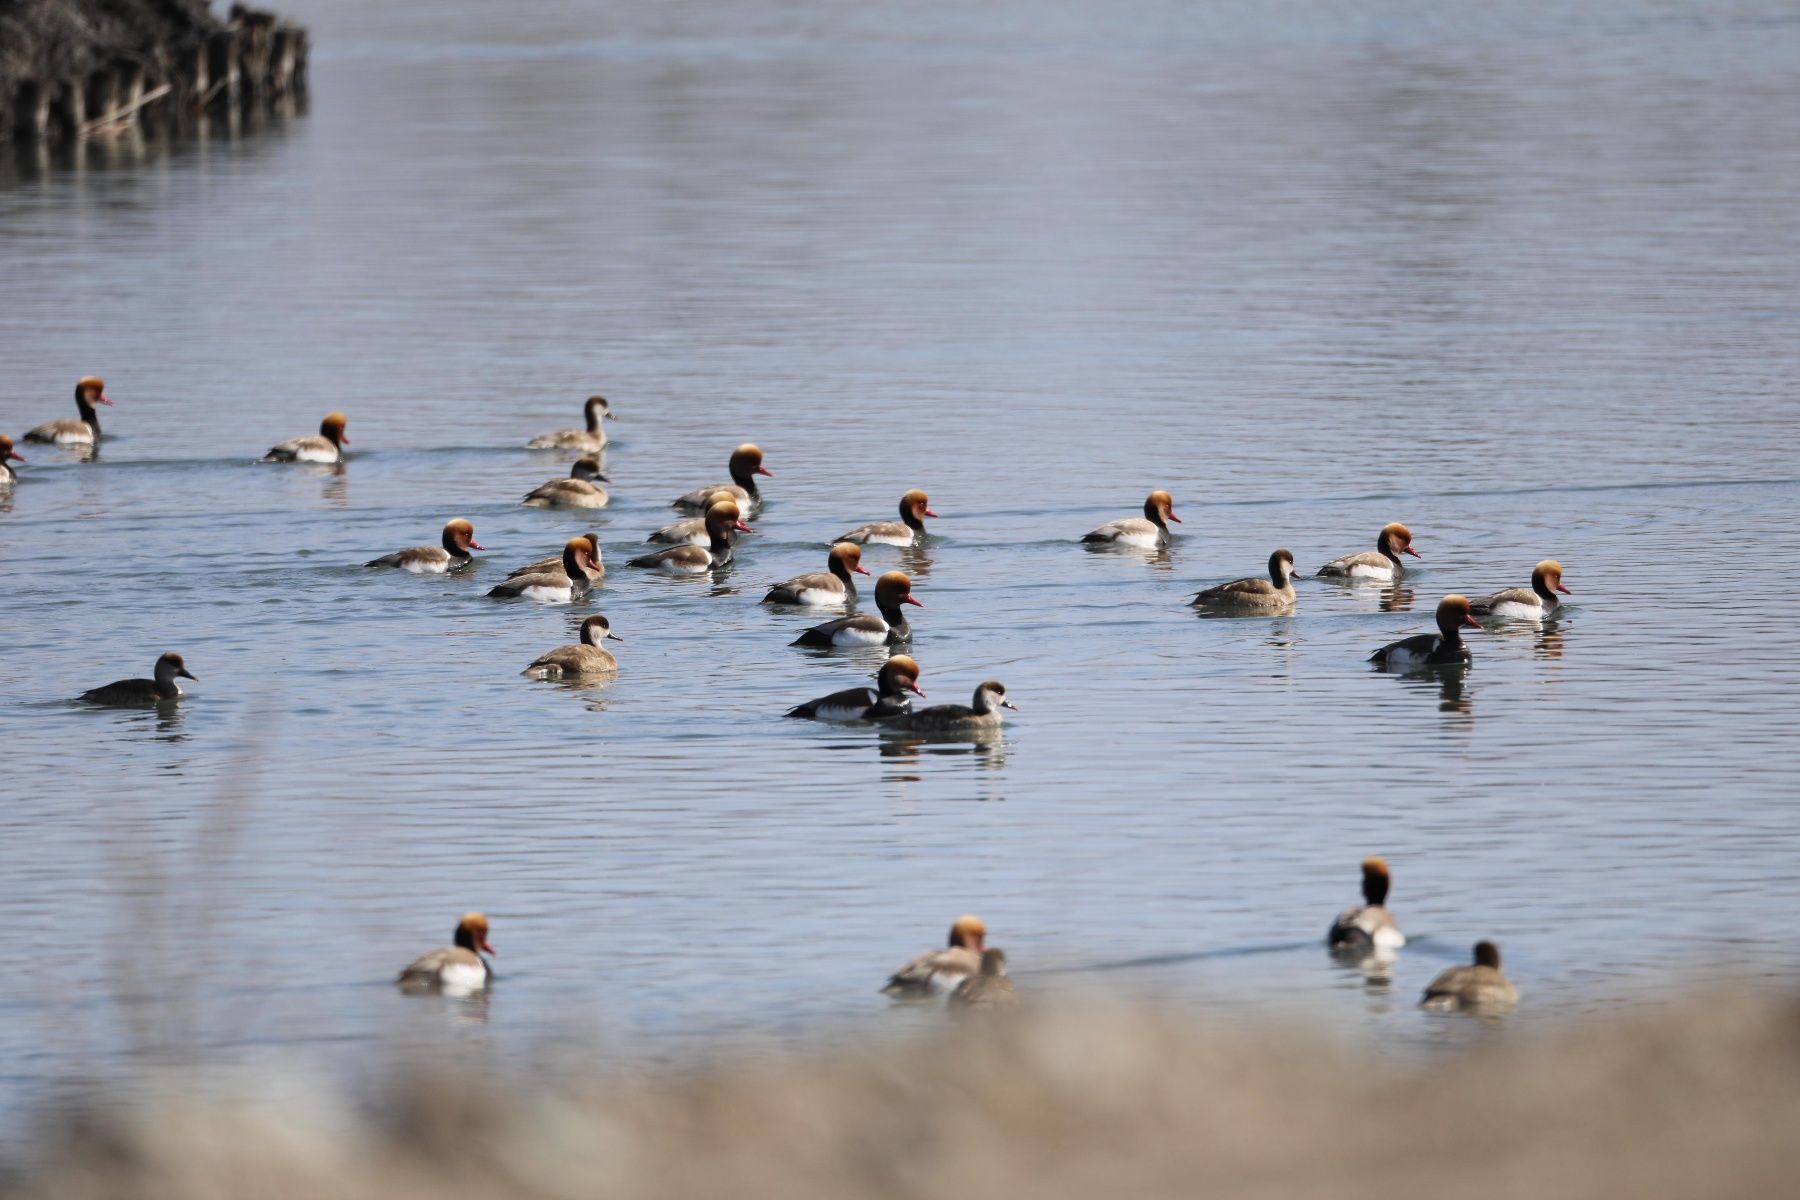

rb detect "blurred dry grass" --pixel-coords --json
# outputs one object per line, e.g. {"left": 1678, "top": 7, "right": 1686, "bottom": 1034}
{"left": 14, "top": 991, "right": 1800, "bottom": 1200}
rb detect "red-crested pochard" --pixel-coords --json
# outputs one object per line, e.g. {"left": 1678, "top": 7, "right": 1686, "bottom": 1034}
{"left": 0, "top": 435, "right": 22, "bottom": 491}
{"left": 1191, "top": 549, "right": 1297, "bottom": 610}
{"left": 365, "top": 518, "right": 486, "bottom": 574}
{"left": 881, "top": 914, "right": 987, "bottom": 998}
{"left": 1082, "top": 490, "right": 1180, "bottom": 548}
{"left": 627, "top": 499, "right": 751, "bottom": 573}
{"left": 1327, "top": 857, "right": 1405, "bottom": 957}
{"left": 487, "top": 537, "right": 602, "bottom": 602}
{"left": 262, "top": 411, "right": 349, "bottom": 463}
{"left": 397, "top": 912, "right": 495, "bottom": 994}
{"left": 1318, "top": 522, "right": 1419, "bottom": 581}
{"left": 1420, "top": 941, "right": 1519, "bottom": 1012}
{"left": 521, "top": 457, "right": 610, "bottom": 509}
{"left": 80, "top": 652, "right": 196, "bottom": 705}
{"left": 645, "top": 491, "right": 740, "bottom": 546}
{"left": 879, "top": 679, "right": 1016, "bottom": 734}
{"left": 506, "top": 534, "right": 602, "bottom": 581}
{"left": 762, "top": 543, "right": 870, "bottom": 606}
{"left": 787, "top": 654, "right": 924, "bottom": 722}
{"left": 1369, "top": 594, "right": 1480, "bottom": 667}
{"left": 526, "top": 395, "right": 614, "bottom": 451}
{"left": 791, "top": 570, "right": 920, "bottom": 647}
{"left": 24, "top": 376, "right": 112, "bottom": 445}
{"left": 672, "top": 444, "right": 772, "bottom": 512}
{"left": 1471, "top": 560, "right": 1570, "bottom": 620}
{"left": 949, "top": 949, "right": 1020, "bottom": 1011}
{"left": 523, "top": 614, "right": 623, "bottom": 678}
{"left": 834, "top": 490, "right": 938, "bottom": 546}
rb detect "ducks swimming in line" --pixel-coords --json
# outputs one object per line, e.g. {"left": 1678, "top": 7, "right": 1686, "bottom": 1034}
{"left": 1082, "top": 489, "right": 1180, "bottom": 549}
{"left": 881, "top": 914, "right": 987, "bottom": 998}
{"left": 1470, "top": 559, "right": 1570, "bottom": 620}
{"left": 949, "top": 948, "right": 1020, "bottom": 1011}
{"left": 0, "top": 435, "right": 22, "bottom": 492}
{"left": 526, "top": 395, "right": 614, "bottom": 452}
{"left": 1327, "top": 857, "right": 1404, "bottom": 959}
{"left": 521, "top": 457, "right": 610, "bottom": 509}
{"left": 365, "top": 518, "right": 486, "bottom": 574}
{"left": 787, "top": 655, "right": 924, "bottom": 721}
{"left": 80, "top": 652, "right": 196, "bottom": 705}
{"left": 1420, "top": 941, "right": 1519, "bottom": 1011}
{"left": 673, "top": 444, "right": 772, "bottom": 513}
{"left": 835, "top": 489, "right": 937, "bottom": 546}
{"left": 879, "top": 679, "right": 1015, "bottom": 734}
{"left": 762, "top": 543, "right": 869, "bottom": 606}
{"left": 487, "top": 537, "right": 602, "bottom": 602}
{"left": 791, "top": 570, "right": 920, "bottom": 646}
{"left": 262, "top": 411, "right": 349, "bottom": 463}
{"left": 523, "top": 614, "right": 623, "bottom": 678}
{"left": 1191, "top": 549, "right": 1297, "bottom": 610}
{"left": 397, "top": 912, "right": 496, "bottom": 995}
{"left": 1318, "top": 522, "right": 1418, "bottom": 581}
{"left": 627, "top": 499, "right": 751, "bottom": 574}
{"left": 1370, "top": 594, "right": 1480, "bottom": 667}
{"left": 24, "top": 376, "right": 112, "bottom": 446}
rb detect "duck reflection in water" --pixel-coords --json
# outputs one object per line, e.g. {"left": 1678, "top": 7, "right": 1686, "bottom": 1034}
{"left": 1379, "top": 582, "right": 1414, "bottom": 613}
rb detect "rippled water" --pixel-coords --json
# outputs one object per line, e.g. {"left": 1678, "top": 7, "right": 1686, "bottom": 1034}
{"left": 2, "top": 0, "right": 1799, "bottom": 1121}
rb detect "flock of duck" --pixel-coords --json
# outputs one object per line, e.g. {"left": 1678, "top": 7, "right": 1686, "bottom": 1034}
{"left": 10, "top": 380, "right": 1548, "bottom": 1013}
{"left": 398, "top": 857, "right": 1519, "bottom": 1014}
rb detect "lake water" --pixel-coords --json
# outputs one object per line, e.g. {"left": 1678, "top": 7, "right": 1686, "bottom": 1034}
{"left": 2, "top": 0, "right": 1798, "bottom": 1124}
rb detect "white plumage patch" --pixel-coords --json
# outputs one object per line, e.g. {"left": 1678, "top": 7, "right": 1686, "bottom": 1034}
{"left": 1486, "top": 599, "right": 1542, "bottom": 619}
{"left": 437, "top": 961, "right": 488, "bottom": 995}
{"left": 833, "top": 625, "right": 889, "bottom": 646}
{"left": 292, "top": 445, "right": 337, "bottom": 463}
{"left": 1382, "top": 639, "right": 1437, "bottom": 664}
{"left": 1346, "top": 562, "right": 1394, "bottom": 580}
{"left": 520, "top": 583, "right": 575, "bottom": 603}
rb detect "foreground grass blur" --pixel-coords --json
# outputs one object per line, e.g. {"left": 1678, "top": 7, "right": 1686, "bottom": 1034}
{"left": 14, "top": 991, "right": 1800, "bottom": 1199}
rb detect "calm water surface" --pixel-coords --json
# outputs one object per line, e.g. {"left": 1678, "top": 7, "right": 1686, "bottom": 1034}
{"left": 2, "top": 0, "right": 1798, "bottom": 1121}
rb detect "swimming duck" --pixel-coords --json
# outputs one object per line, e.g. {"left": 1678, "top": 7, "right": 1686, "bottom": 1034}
{"left": 1420, "top": 941, "right": 1519, "bottom": 1011}
{"left": 1470, "top": 560, "right": 1570, "bottom": 620}
{"left": 487, "top": 537, "right": 602, "bottom": 602}
{"left": 262, "top": 411, "right": 349, "bottom": 463}
{"left": 521, "top": 457, "right": 610, "bottom": 509}
{"left": 1317, "top": 522, "right": 1418, "bottom": 581}
{"left": 627, "top": 499, "right": 751, "bottom": 573}
{"left": 1369, "top": 594, "right": 1480, "bottom": 667}
{"left": 763, "top": 543, "right": 869, "bottom": 606}
{"left": 397, "top": 912, "right": 496, "bottom": 994}
{"left": 506, "top": 534, "right": 602, "bottom": 582}
{"left": 1327, "top": 857, "right": 1405, "bottom": 957}
{"left": 672, "top": 444, "right": 772, "bottom": 512}
{"left": 644, "top": 491, "right": 741, "bottom": 546}
{"left": 834, "top": 490, "right": 938, "bottom": 547}
{"left": 365, "top": 518, "right": 486, "bottom": 573}
{"left": 787, "top": 654, "right": 924, "bottom": 721}
{"left": 526, "top": 395, "right": 613, "bottom": 452}
{"left": 791, "top": 571, "right": 920, "bottom": 647}
{"left": 1082, "top": 490, "right": 1180, "bottom": 548}
{"left": 1191, "top": 549, "right": 1297, "bottom": 610}
{"left": 523, "top": 614, "right": 623, "bottom": 678}
{"left": 24, "top": 376, "right": 112, "bottom": 445}
{"left": 880, "top": 679, "right": 1016, "bottom": 734}
{"left": 80, "top": 652, "right": 196, "bottom": 706}
{"left": 0, "top": 435, "right": 22, "bottom": 491}
{"left": 881, "top": 914, "right": 987, "bottom": 998}
{"left": 949, "top": 949, "right": 1021, "bottom": 1011}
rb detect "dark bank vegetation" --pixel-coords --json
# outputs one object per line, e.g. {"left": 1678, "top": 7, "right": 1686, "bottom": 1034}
{"left": 0, "top": 0, "right": 305, "bottom": 145}
{"left": 14, "top": 992, "right": 1800, "bottom": 1200}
